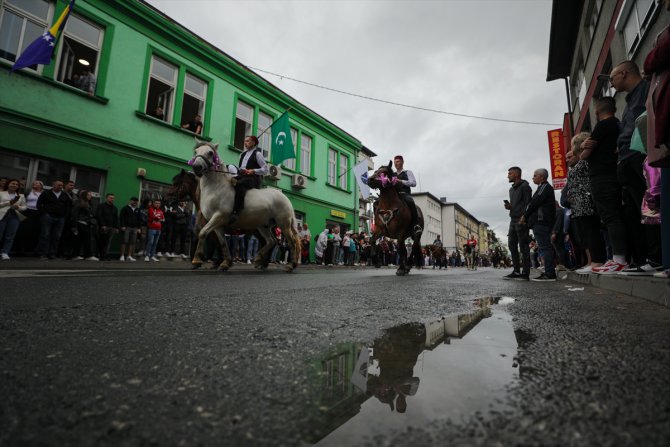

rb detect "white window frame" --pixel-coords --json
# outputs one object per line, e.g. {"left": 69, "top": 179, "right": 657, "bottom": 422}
{"left": 616, "top": 0, "right": 658, "bottom": 58}
{"left": 55, "top": 13, "right": 104, "bottom": 87}
{"left": 300, "top": 134, "right": 312, "bottom": 176}
{"left": 328, "top": 148, "right": 337, "bottom": 185}
{"left": 181, "top": 72, "right": 207, "bottom": 123}
{"left": 146, "top": 56, "right": 178, "bottom": 123}
{"left": 257, "top": 111, "right": 272, "bottom": 160}
{"left": 234, "top": 99, "right": 254, "bottom": 150}
{"left": 0, "top": 0, "right": 54, "bottom": 72}
{"left": 283, "top": 128, "right": 297, "bottom": 170}
{"left": 339, "top": 153, "right": 348, "bottom": 189}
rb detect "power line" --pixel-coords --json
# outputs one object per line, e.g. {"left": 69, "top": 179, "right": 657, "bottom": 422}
{"left": 248, "top": 66, "right": 562, "bottom": 127}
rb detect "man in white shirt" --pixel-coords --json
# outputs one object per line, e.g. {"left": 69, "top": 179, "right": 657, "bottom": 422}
{"left": 231, "top": 135, "right": 269, "bottom": 223}
{"left": 393, "top": 155, "right": 422, "bottom": 237}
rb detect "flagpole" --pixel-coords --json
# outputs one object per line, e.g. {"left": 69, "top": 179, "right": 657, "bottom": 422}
{"left": 256, "top": 107, "right": 292, "bottom": 139}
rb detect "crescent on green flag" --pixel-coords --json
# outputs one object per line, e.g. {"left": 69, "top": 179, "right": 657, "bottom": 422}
{"left": 270, "top": 112, "right": 295, "bottom": 165}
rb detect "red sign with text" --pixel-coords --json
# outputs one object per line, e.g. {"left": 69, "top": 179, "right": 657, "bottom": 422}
{"left": 547, "top": 128, "right": 567, "bottom": 189}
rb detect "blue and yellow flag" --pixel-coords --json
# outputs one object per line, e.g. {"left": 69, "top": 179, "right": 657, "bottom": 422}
{"left": 12, "top": 0, "right": 75, "bottom": 72}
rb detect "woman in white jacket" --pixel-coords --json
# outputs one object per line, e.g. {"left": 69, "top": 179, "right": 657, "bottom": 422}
{"left": 0, "top": 179, "right": 27, "bottom": 260}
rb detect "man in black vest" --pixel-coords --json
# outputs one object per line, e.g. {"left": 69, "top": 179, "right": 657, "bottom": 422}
{"left": 231, "top": 135, "right": 269, "bottom": 223}
{"left": 392, "top": 155, "right": 422, "bottom": 237}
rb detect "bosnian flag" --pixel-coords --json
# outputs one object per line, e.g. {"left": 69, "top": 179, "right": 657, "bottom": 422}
{"left": 353, "top": 160, "right": 371, "bottom": 199}
{"left": 12, "top": 1, "right": 75, "bottom": 72}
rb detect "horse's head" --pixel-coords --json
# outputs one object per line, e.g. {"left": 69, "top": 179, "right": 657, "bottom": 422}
{"left": 169, "top": 168, "right": 198, "bottom": 201}
{"left": 367, "top": 160, "right": 394, "bottom": 190}
{"left": 189, "top": 138, "right": 222, "bottom": 176}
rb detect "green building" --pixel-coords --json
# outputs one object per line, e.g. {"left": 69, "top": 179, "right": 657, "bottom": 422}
{"left": 0, "top": 0, "right": 368, "bottom": 254}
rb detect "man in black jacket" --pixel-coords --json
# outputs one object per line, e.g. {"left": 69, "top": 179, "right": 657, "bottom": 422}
{"left": 520, "top": 169, "right": 557, "bottom": 281}
{"left": 119, "top": 196, "right": 141, "bottom": 261}
{"left": 36, "top": 180, "right": 72, "bottom": 260}
{"left": 503, "top": 167, "right": 532, "bottom": 280}
{"left": 96, "top": 193, "right": 119, "bottom": 260}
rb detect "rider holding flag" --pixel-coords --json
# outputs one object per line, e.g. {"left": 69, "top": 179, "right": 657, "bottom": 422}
{"left": 230, "top": 135, "right": 268, "bottom": 223}
{"left": 392, "top": 155, "right": 422, "bottom": 237}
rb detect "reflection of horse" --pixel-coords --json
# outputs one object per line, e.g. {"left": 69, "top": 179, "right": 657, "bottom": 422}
{"left": 367, "top": 162, "right": 424, "bottom": 276}
{"left": 366, "top": 322, "right": 425, "bottom": 413}
{"left": 464, "top": 244, "right": 478, "bottom": 270}
{"left": 427, "top": 244, "right": 447, "bottom": 269}
{"left": 189, "top": 141, "right": 301, "bottom": 271}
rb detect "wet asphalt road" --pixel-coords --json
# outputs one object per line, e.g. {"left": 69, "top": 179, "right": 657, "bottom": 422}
{"left": 1, "top": 265, "right": 669, "bottom": 446}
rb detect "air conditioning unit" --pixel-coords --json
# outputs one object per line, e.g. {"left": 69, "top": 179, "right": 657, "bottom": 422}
{"left": 291, "top": 174, "right": 307, "bottom": 189}
{"left": 268, "top": 164, "right": 282, "bottom": 180}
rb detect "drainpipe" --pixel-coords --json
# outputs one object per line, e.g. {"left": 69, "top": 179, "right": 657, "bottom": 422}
{"left": 564, "top": 77, "right": 574, "bottom": 134}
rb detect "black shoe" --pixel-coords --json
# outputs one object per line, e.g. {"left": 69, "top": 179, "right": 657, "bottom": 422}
{"left": 512, "top": 274, "right": 529, "bottom": 281}
{"left": 531, "top": 273, "right": 556, "bottom": 282}
{"left": 503, "top": 272, "right": 521, "bottom": 280}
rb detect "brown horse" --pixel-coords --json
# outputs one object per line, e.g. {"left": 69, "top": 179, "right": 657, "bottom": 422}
{"left": 427, "top": 244, "right": 448, "bottom": 269}
{"left": 367, "top": 162, "right": 424, "bottom": 276}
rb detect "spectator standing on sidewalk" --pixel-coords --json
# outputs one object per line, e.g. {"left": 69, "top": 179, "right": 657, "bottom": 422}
{"left": 581, "top": 97, "right": 629, "bottom": 274}
{"left": 36, "top": 180, "right": 72, "bottom": 260}
{"left": 169, "top": 201, "right": 190, "bottom": 259}
{"left": 15, "top": 180, "right": 43, "bottom": 255}
{"left": 58, "top": 180, "right": 77, "bottom": 259}
{"left": 519, "top": 169, "right": 557, "bottom": 281}
{"left": 145, "top": 199, "right": 164, "bottom": 262}
{"left": 119, "top": 196, "right": 141, "bottom": 262}
{"left": 70, "top": 190, "right": 97, "bottom": 261}
{"left": 0, "top": 179, "right": 27, "bottom": 260}
{"left": 96, "top": 193, "right": 119, "bottom": 261}
{"left": 503, "top": 167, "right": 532, "bottom": 281}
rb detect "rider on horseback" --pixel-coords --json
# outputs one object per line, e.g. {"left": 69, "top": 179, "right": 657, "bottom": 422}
{"left": 230, "top": 135, "right": 268, "bottom": 223}
{"left": 392, "top": 155, "right": 422, "bottom": 237}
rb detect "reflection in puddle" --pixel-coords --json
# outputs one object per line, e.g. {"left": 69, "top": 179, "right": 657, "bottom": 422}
{"left": 307, "top": 297, "right": 518, "bottom": 445}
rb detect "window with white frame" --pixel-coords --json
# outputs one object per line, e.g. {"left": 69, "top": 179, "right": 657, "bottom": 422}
{"left": 181, "top": 73, "right": 207, "bottom": 129}
{"left": 622, "top": 0, "right": 656, "bottom": 57}
{"left": 56, "top": 14, "right": 104, "bottom": 92}
{"left": 233, "top": 100, "right": 253, "bottom": 149}
{"left": 257, "top": 111, "right": 272, "bottom": 159}
{"left": 145, "top": 56, "right": 177, "bottom": 122}
{"left": 0, "top": 0, "right": 53, "bottom": 70}
{"left": 283, "top": 128, "right": 297, "bottom": 170}
{"left": 300, "top": 134, "right": 312, "bottom": 176}
{"left": 339, "top": 153, "right": 348, "bottom": 189}
{"left": 328, "top": 148, "right": 337, "bottom": 185}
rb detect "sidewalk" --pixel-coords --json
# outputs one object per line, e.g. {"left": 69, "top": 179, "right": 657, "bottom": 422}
{"left": 567, "top": 270, "right": 669, "bottom": 307}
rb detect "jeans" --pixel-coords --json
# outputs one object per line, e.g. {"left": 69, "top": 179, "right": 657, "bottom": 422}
{"left": 232, "top": 234, "right": 245, "bottom": 260}
{"left": 37, "top": 214, "right": 65, "bottom": 257}
{"left": 617, "top": 153, "right": 648, "bottom": 265}
{"left": 590, "top": 175, "right": 627, "bottom": 257}
{"left": 508, "top": 221, "right": 530, "bottom": 274}
{"left": 532, "top": 224, "right": 556, "bottom": 277}
{"left": 0, "top": 212, "right": 20, "bottom": 254}
{"left": 247, "top": 235, "right": 259, "bottom": 261}
{"left": 145, "top": 229, "right": 161, "bottom": 258}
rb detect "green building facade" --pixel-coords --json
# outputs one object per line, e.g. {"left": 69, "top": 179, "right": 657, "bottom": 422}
{"left": 0, "top": 0, "right": 365, "bottom": 254}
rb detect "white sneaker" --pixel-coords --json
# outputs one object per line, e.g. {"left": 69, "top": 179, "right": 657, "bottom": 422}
{"left": 181, "top": 254, "right": 188, "bottom": 259}
{"left": 151, "top": 256, "right": 160, "bottom": 262}
{"left": 127, "top": 256, "right": 136, "bottom": 262}
{"left": 119, "top": 255, "right": 125, "bottom": 262}
{"left": 86, "top": 256, "right": 99, "bottom": 261}
{"left": 137, "top": 250, "right": 144, "bottom": 256}
{"left": 157, "top": 252, "right": 163, "bottom": 257}
{"left": 73, "top": 256, "right": 84, "bottom": 260}
{"left": 0, "top": 253, "right": 10, "bottom": 260}
{"left": 145, "top": 256, "right": 150, "bottom": 262}
{"left": 653, "top": 269, "right": 669, "bottom": 278}
{"left": 246, "top": 260, "right": 251, "bottom": 264}
{"left": 575, "top": 265, "right": 594, "bottom": 274}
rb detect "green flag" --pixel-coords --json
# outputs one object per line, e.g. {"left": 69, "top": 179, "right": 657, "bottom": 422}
{"left": 270, "top": 112, "right": 295, "bottom": 165}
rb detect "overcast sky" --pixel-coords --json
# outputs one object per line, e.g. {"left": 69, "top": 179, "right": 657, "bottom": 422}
{"left": 146, "top": 0, "right": 566, "bottom": 239}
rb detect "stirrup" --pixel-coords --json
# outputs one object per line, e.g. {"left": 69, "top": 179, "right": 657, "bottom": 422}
{"left": 413, "top": 225, "right": 423, "bottom": 236}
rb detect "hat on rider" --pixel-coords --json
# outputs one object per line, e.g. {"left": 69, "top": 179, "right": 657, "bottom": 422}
{"left": 394, "top": 155, "right": 404, "bottom": 162}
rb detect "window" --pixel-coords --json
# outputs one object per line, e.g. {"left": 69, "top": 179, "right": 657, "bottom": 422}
{"left": 141, "top": 179, "right": 171, "bottom": 203}
{"left": 300, "top": 134, "right": 312, "bottom": 176}
{"left": 145, "top": 56, "right": 177, "bottom": 122}
{"left": 56, "top": 14, "right": 104, "bottom": 93}
{"left": 233, "top": 100, "right": 253, "bottom": 150}
{"left": 181, "top": 73, "right": 207, "bottom": 129}
{"left": 257, "top": 111, "right": 272, "bottom": 159}
{"left": 0, "top": 0, "right": 52, "bottom": 70}
{"left": 0, "top": 149, "right": 31, "bottom": 183}
{"left": 339, "top": 153, "right": 348, "bottom": 189}
{"left": 294, "top": 211, "right": 304, "bottom": 228}
{"left": 621, "top": 0, "right": 656, "bottom": 57}
{"left": 283, "top": 128, "right": 297, "bottom": 170}
{"left": 328, "top": 149, "right": 337, "bottom": 185}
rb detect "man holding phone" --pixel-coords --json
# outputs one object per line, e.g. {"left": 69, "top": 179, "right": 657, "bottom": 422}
{"left": 504, "top": 167, "right": 532, "bottom": 280}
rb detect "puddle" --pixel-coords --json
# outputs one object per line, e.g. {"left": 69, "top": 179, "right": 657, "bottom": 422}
{"left": 305, "top": 297, "right": 519, "bottom": 445}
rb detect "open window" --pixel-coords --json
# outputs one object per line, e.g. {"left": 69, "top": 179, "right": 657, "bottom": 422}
{"left": 145, "top": 56, "right": 177, "bottom": 122}
{"left": 0, "top": 0, "right": 52, "bottom": 71}
{"left": 56, "top": 14, "right": 103, "bottom": 93}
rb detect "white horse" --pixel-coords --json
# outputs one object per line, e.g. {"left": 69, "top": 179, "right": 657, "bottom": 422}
{"left": 189, "top": 141, "right": 301, "bottom": 272}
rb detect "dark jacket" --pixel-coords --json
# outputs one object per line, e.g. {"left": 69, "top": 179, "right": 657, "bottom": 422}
{"left": 552, "top": 207, "right": 566, "bottom": 235}
{"left": 523, "top": 182, "right": 556, "bottom": 228}
{"left": 37, "top": 189, "right": 72, "bottom": 218}
{"left": 508, "top": 180, "right": 532, "bottom": 222}
{"left": 119, "top": 205, "right": 141, "bottom": 228}
{"left": 71, "top": 203, "right": 95, "bottom": 228}
{"left": 96, "top": 202, "right": 119, "bottom": 228}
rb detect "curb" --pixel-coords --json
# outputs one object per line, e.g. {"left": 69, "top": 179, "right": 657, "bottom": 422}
{"left": 567, "top": 271, "right": 669, "bottom": 307}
